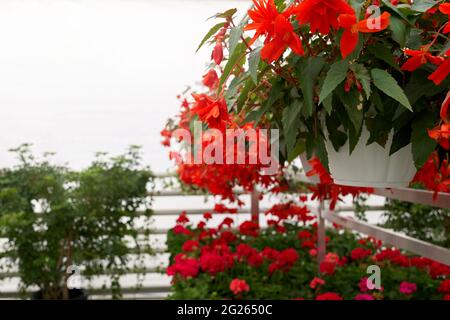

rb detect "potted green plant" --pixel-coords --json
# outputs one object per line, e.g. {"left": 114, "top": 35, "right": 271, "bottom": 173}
{"left": 0, "top": 144, "right": 153, "bottom": 299}
{"left": 194, "top": 0, "right": 450, "bottom": 187}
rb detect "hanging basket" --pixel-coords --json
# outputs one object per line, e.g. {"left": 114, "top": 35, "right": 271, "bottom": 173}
{"left": 325, "top": 126, "right": 417, "bottom": 188}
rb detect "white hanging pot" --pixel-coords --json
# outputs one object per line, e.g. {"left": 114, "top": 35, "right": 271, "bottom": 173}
{"left": 299, "top": 153, "right": 320, "bottom": 184}
{"left": 325, "top": 125, "right": 417, "bottom": 188}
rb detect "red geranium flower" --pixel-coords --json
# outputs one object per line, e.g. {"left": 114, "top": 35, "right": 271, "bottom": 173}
{"left": 239, "top": 220, "right": 260, "bottom": 237}
{"left": 167, "top": 253, "right": 200, "bottom": 279}
{"left": 294, "top": 0, "right": 354, "bottom": 35}
{"left": 310, "top": 277, "right": 325, "bottom": 289}
{"left": 401, "top": 47, "right": 444, "bottom": 72}
{"left": 315, "top": 292, "right": 343, "bottom": 300}
{"left": 438, "top": 279, "right": 450, "bottom": 294}
{"left": 182, "top": 240, "right": 200, "bottom": 253}
{"left": 399, "top": 281, "right": 417, "bottom": 295}
{"left": 350, "top": 247, "right": 372, "bottom": 261}
{"left": 230, "top": 278, "right": 250, "bottom": 295}
{"left": 176, "top": 211, "right": 190, "bottom": 224}
{"left": 338, "top": 12, "right": 391, "bottom": 59}
{"left": 172, "top": 225, "right": 191, "bottom": 236}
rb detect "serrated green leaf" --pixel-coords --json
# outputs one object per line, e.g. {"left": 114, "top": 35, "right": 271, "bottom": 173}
{"left": 323, "top": 94, "right": 333, "bottom": 114}
{"left": 297, "top": 57, "right": 325, "bottom": 117}
{"left": 411, "top": 0, "right": 438, "bottom": 12}
{"left": 218, "top": 42, "right": 247, "bottom": 88}
{"left": 248, "top": 48, "right": 261, "bottom": 84}
{"left": 209, "top": 8, "right": 237, "bottom": 20}
{"left": 411, "top": 112, "right": 437, "bottom": 168}
{"left": 389, "top": 16, "right": 409, "bottom": 47}
{"left": 319, "top": 60, "right": 349, "bottom": 104}
{"left": 352, "top": 63, "right": 371, "bottom": 98}
{"left": 336, "top": 87, "right": 363, "bottom": 131}
{"left": 282, "top": 100, "right": 302, "bottom": 155}
{"left": 367, "top": 44, "right": 401, "bottom": 71}
{"left": 229, "top": 26, "right": 243, "bottom": 57}
{"left": 371, "top": 68, "right": 412, "bottom": 111}
{"left": 196, "top": 22, "right": 226, "bottom": 53}
{"left": 287, "top": 139, "right": 306, "bottom": 163}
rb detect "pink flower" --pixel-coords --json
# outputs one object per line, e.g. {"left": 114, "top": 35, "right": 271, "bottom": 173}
{"left": 230, "top": 278, "right": 250, "bottom": 295}
{"left": 354, "top": 293, "right": 375, "bottom": 300}
{"left": 310, "top": 277, "right": 325, "bottom": 289}
{"left": 399, "top": 281, "right": 417, "bottom": 295}
{"left": 316, "top": 292, "right": 343, "bottom": 300}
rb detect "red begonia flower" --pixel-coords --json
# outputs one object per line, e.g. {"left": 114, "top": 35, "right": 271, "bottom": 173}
{"left": 244, "top": 0, "right": 280, "bottom": 45}
{"left": 401, "top": 47, "right": 444, "bottom": 72}
{"left": 191, "top": 93, "right": 229, "bottom": 130}
{"left": 439, "top": 3, "right": 450, "bottom": 34}
{"left": 260, "top": 14, "right": 304, "bottom": 62}
{"left": 428, "top": 123, "right": 450, "bottom": 150}
{"left": 294, "top": 0, "right": 354, "bottom": 35}
{"left": 338, "top": 12, "right": 390, "bottom": 59}
{"left": 429, "top": 55, "right": 450, "bottom": 85}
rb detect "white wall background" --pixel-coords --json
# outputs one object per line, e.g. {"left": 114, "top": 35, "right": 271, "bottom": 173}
{"left": 0, "top": 0, "right": 250, "bottom": 171}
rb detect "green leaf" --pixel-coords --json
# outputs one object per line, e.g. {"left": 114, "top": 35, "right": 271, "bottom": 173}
{"left": 319, "top": 60, "right": 349, "bottom": 105}
{"left": 352, "top": 63, "right": 371, "bottom": 98}
{"left": 196, "top": 22, "right": 226, "bottom": 53}
{"left": 322, "top": 94, "right": 333, "bottom": 114}
{"left": 248, "top": 48, "right": 261, "bottom": 84}
{"left": 411, "top": 0, "right": 439, "bottom": 12}
{"left": 390, "top": 125, "right": 412, "bottom": 155}
{"left": 336, "top": 87, "right": 363, "bottom": 131}
{"left": 367, "top": 44, "right": 401, "bottom": 71}
{"left": 348, "top": 123, "right": 362, "bottom": 154}
{"left": 371, "top": 68, "right": 412, "bottom": 111}
{"left": 389, "top": 16, "right": 409, "bottom": 47}
{"left": 210, "top": 8, "right": 237, "bottom": 20}
{"left": 287, "top": 139, "right": 306, "bottom": 163}
{"left": 282, "top": 100, "right": 302, "bottom": 157}
{"left": 218, "top": 42, "right": 246, "bottom": 88}
{"left": 411, "top": 113, "right": 437, "bottom": 168}
{"left": 297, "top": 57, "right": 326, "bottom": 117}
{"left": 382, "top": 0, "right": 411, "bottom": 22}
{"left": 228, "top": 26, "right": 244, "bottom": 57}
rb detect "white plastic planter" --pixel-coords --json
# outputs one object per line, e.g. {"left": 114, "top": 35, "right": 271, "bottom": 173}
{"left": 325, "top": 126, "right": 417, "bottom": 188}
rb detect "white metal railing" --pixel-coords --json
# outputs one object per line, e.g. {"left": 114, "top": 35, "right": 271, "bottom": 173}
{"left": 1, "top": 172, "right": 449, "bottom": 299}
{"left": 292, "top": 173, "right": 450, "bottom": 269}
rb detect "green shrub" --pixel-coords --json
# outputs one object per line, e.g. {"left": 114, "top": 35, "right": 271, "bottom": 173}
{"left": 0, "top": 144, "right": 154, "bottom": 299}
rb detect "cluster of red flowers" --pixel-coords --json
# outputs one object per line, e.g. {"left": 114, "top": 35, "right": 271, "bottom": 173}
{"left": 265, "top": 201, "right": 312, "bottom": 223}
{"left": 167, "top": 205, "right": 450, "bottom": 299}
{"left": 374, "top": 247, "right": 450, "bottom": 279}
{"left": 306, "top": 157, "right": 373, "bottom": 209}
{"left": 412, "top": 152, "right": 450, "bottom": 198}
{"left": 401, "top": 3, "right": 450, "bottom": 85}
{"left": 245, "top": 0, "right": 391, "bottom": 62}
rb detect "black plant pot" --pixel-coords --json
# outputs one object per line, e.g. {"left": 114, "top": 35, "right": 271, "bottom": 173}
{"left": 31, "top": 288, "right": 88, "bottom": 300}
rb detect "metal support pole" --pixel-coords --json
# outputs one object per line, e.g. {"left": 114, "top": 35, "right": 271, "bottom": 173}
{"left": 316, "top": 200, "right": 326, "bottom": 274}
{"left": 250, "top": 188, "right": 260, "bottom": 226}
